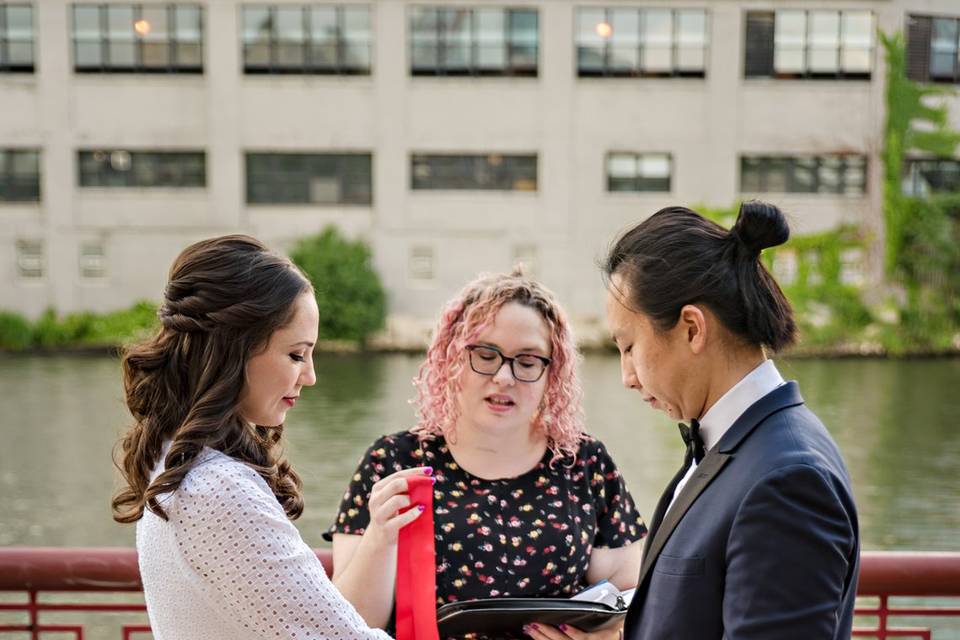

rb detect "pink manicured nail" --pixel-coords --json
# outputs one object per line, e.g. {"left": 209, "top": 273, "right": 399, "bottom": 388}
{"left": 430, "top": 477, "right": 437, "bottom": 485}
{"left": 423, "top": 467, "right": 433, "bottom": 475}
{"left": 417, "top": 504, "right": 425, "bottom": 512}
{"left": 559, "top": 624, "right": 568, "bottom": 631}
{"left": 531, "top": 624, "right": 539, "bottom": 630}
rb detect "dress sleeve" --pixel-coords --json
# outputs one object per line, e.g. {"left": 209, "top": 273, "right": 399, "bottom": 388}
{"left": 323, "top": 433, "right": 409, "bottom": 541}
{"left": 171, "top": 457, "right": 392, "bottom": 640}
{"left": 588, "top": 439, "right": 648, "bottom": 548}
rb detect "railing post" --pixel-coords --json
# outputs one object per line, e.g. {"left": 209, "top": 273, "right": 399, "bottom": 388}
{"left": 29, "top": 590, "right": 38, "bottom": 640}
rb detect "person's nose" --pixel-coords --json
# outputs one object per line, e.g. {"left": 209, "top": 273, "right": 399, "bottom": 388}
{"left": 300, "top": 357, "right": 317, "bottom": 387}
{"left": 492, "top": 360, "right": 516, "bottom": 386}
{"left": 620, "top": 353, "right": 638, "bottom": 390}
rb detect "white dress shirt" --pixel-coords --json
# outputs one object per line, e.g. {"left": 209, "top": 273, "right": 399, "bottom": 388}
{"left": 667, "top": 359, "right": 785, "bottom": 513}
{"left": 137, "top": 444, "right": 390, "bottom": 640}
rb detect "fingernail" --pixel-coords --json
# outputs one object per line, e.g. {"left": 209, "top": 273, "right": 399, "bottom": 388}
{"left": 522, "top": 626, "right": 530, "bottom": 634}
{"left": 559, "top": 624, "right": 567, "bottom": 631}
{"left": 423, "top": 467, "right": 433, "bottom": 475}
{"left": 531, "top": 624, "right": 539, "bottom": 630}
{"left": 431, "top": 477, "right": 437, "bottom": 485}
{"left": 417, "top": 504, "right": 425, "bottom": 512}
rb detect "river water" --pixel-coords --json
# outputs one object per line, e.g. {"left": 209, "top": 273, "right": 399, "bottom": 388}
{"left": 2, "top": 353, "right": 958, "bottom": 552}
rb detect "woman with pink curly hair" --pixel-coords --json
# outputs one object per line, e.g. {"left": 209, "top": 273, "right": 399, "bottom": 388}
{"left": 324, "top": 269, "right": 646, "bottom": 638}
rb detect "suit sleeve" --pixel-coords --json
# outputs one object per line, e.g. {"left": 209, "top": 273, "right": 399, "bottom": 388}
{"left": 723, "top": 463, "right": 857, "bottom": 639}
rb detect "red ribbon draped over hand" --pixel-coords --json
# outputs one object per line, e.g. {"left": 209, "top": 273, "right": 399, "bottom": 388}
{"left": 396, "top": 475, "right": 440, "bottom": 640}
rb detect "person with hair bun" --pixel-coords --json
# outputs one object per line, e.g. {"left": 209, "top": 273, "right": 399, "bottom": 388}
{"left": 112, "top": 235, "right": 396, "bottom": 640}
{"left": 326, "top": 269, "right": 647, "bottom": 638}
{"left": 572, "top": 201, "right": 858, "bottom": 640}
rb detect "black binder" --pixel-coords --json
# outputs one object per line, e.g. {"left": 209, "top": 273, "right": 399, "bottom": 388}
{"left": 436, "top": 596, "right": 627, "bottom": 638}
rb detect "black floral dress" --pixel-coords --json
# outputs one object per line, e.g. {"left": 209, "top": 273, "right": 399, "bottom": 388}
{"left": 324, "top": 431, "right": 646, "bottom": 628}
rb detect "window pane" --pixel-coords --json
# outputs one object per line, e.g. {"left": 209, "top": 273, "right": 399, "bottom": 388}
{"left": 442, "top": 10, "right": 472, "bottom": 70}
{"left": 609, "top": 10, "right": 639, "bottom": 71}
{"left": 576, "top": 9, "right": 607, "bottom": 74}
{"left": 930, "top": 19, "right": 959, "bottom": 79}
{"left": 792, "top": 157, "right": 818, "bottom": 193}
{"left": 308, "top": 7, "right": 338, "bottom": 68}
{"left": 808, "top": 11, "right": 840, "bottom": 73}
{"left": 476, "top": 9, "right": 505, "bottom": 69}
{"left": 608, "top": 153, "right": 638, "bottom": 178}
{"left": 676, "top": 10, "right": 707, "bottom": 71}
{"left": 818, "top": 156, "right": 842, "bottom": 194}
{"left": 411, "top": 8, "right": 440, "bottom": 70}
{"left": 8, "top": 41, "right": 33, "bottom": 66}
{"left": 175, "top": 6, "right": 202, "bottom": 41}
{"left": 73, "top": 6, "right": 102, "bottom": 39}
{"left": 765, "top": 159, "right": 789, "bottom": 192}
{"left": 774, "top": 11, "right": 806, "bottom": 73}
{"left": 741, "top": 158, "right": 763, "bottom": 192}
{"left": 841, "top": 12, "right": 873, "bottom": 72}
{"left": 107, "top": 6, "right": 135, "bottom": 41}
{"left": 243, "top": 7, "right": 272, "bottom": 67}
{"left": 140, "top": 7, "right": 170, "bottom": 68}
{"left": 641, "top": 10, "right": 672, "bottom": 72}
{"left": 508, "top": 10, "right": 538, "bottom": 70}
{"left": 275, "top": 7, "right": 305, "bottom": 66}
{"left": 75, "top": 41, "right": 103, "bottom": 67}
{"left": 342, "top": 7, "right": 371, "bottom": 70}
{"left": 638, "top": 154, "right": 670, "bottom": 178}
{"left": 7, "top": 5, "right": 33, "bottom": 39}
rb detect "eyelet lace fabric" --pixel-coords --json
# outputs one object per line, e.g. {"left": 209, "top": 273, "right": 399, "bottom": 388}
{"left": 137, "top": 446, "right": 391, "bottom": 640}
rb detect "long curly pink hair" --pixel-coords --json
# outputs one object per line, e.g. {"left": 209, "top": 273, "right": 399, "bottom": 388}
{"left": 410, "top": 268, "right": 585, "bottom": 463}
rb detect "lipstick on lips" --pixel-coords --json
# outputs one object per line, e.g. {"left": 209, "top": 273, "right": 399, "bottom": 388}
{"left": 484, "top": 393, "right": 515, "bottom": 413}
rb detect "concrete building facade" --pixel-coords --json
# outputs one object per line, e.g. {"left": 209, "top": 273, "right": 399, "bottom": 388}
{"left": 2, "top": 0, "right": 959, "bottom": 341}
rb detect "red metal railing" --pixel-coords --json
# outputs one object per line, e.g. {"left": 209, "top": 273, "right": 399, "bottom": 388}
{"left": 1, "top": 549, "right": 958, "bottom": 639}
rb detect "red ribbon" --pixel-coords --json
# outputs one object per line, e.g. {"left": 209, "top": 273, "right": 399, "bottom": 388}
{"left": 396, "top": 475, "right": 440, "bottom": 640}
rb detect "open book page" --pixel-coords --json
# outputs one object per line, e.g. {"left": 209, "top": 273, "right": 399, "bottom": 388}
{"left": 570, "top": 580, "right": 636, "bottom": 609}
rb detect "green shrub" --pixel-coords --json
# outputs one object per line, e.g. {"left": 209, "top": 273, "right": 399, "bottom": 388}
{"left": 0, "top": 312, "right": 33, "bottom": 350}
{"left": 289, "top": 227, "right": 386, "bottom": 345}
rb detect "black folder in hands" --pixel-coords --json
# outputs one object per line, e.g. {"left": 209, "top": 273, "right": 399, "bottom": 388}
{"left": 435, "top": 582, "right": 633, "bottom": 638}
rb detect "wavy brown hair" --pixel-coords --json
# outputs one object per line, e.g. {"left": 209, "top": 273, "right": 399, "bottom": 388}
{"left": 112, "top": 235, "right": 313, "bottom": 523}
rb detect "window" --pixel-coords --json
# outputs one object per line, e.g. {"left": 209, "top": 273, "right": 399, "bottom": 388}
{"left": 740, "top": 155, "right": 866, "bottom": 194}
{"left": 72, "top": 4, "right": 202, "bottom": 73}
{"left": 771, "top": 248, "right": 798, "bottom": 285}
{"left": 0, "top": 4, "right": 33, "bottom": 72}
{"left": 903, "top": 158, "right": 960, "bottom": 196}
{"left": 0, "top": 149, "right": 40, "bottom": 202}
{"left": 79, "top": 241, "right": 107, "bottom": 279}
{"left": 410, "top": 7, "right": 537, "bottom": 76}
{"left": 839, "top": 248, "right": 864, "bottom": 287}
{"left": 607, "top": 152, "right": 671, "bottom": 192}
{"left": 409, "top": 246, "right": 435, "bottom": 284}
{"left": 411, "top": 154, "right": 537, "bottom": 191}
{"left": 744, "top": 10, "right": 873, "bottom": 79}
{"left": 15, "top": 239, "right": 43, "bottom": 279}
{"left": 577, "top": 8, "right": 707, "bottom": 78}
{"left": 78, "top": 150, "right": 206, "bottom": 187}
{"left": 906, "top": 15, "right": 960, "bottom": 84}
{"left": 242, "top": 5, "right": 371, "bottom": 74}
{"left": 246, "top": 153, "right": 372, "bottom": 204}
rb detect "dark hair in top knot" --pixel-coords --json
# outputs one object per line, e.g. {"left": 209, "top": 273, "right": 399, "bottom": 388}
{"left": 603, "top": 202, "right": 797, "bottom": 352}
{"left": 112, "top": 234, "right": 314, "bottom": 525}
{"left": 730, "top": 200, "right": 791, "bottom": 257}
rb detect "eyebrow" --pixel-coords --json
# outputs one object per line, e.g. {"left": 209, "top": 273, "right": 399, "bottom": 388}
{"left": 288, "top": 341, "right": 315, "bottom": 348}
{"left": 477, "top": 341, "right": 550, "bottom": 355}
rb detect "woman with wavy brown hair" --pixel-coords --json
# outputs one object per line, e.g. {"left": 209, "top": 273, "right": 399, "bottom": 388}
{"left": 112, "top": 235, "right": 396, "bottom": 640}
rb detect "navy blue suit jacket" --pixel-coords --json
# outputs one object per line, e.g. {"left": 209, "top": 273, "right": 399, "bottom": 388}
{"left": 624, "top": 382, "right": 860, "bottom": 640}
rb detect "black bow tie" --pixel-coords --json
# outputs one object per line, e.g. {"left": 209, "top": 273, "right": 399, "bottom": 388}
{"left": 678, "top": 419, "right": 706, "bottom": 464}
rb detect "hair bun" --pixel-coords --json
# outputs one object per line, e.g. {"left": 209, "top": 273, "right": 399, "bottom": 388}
{"left": 730, "top": 200, "right": 790, "bottom": 256}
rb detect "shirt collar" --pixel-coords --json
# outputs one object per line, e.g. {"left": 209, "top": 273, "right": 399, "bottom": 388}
{"left": 698, "top": 359, "right": 784, "bottom": 450}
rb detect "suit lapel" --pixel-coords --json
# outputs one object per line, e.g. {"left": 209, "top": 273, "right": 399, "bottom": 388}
{"left": 635, "top": 450, "right": 731, "bottom": 588}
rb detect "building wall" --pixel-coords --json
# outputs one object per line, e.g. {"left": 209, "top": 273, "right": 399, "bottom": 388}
{"left": 2, "top": 0, "right": 959, "bottom": 340}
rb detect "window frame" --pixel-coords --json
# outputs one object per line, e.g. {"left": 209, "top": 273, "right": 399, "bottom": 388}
{"left": 410, "top": 153, "right": 538, "bottom": 191}
{"left": 744, "top": 9, "right": 874, "bottom": 80}
{"left": 409, "top": 6, "right": 539, "bottom": 77}
{"left": 71, "top": 3, "right": 204, "bottom": 74}
{"left": 244, "top": 152, "right": 373, "bottom": 205}
{"left": 606, "top": 151, "right": 672, "bottom": 192}
{"left": 0, "top": 148, "right": 41, "bottom": 202}
{"left": 902, "top": 157, "right": 960, "bottom": 196}
{"left": 575, "top": 7, "right": 708, "bottom": 78}
{"left": 739, "top": 154, "right": 867, "bottom": 195}
{"left": 241, "top": 4, "right": 372, "bottom": 75}
{"left": 77, "top": 150, "right": 207, "bottom": 188}
{"left": 0, "top": 3, "right": 35, "bottom": 72}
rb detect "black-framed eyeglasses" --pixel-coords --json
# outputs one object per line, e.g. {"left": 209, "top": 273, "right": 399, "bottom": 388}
{"left": 465, "top": 344, "right": 552, "bottom": 383}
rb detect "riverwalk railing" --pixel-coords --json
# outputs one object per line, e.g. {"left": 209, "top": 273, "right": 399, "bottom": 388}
{"left": 1, "top": 549, "right": 958, "bottom": 639}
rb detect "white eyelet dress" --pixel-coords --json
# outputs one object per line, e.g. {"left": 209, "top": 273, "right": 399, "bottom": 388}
{"left": 137, "top": 446, "right": 391, "bottom": 640}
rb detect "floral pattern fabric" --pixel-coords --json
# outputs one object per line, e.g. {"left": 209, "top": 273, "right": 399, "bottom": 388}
{"left": 324, "top": 431, "right": 646, "bottom": 610}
